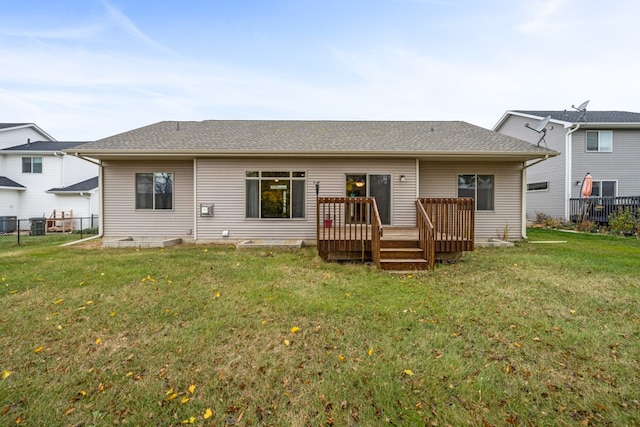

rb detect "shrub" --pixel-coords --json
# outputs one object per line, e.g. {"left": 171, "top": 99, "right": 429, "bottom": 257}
{"left": 608, "top": 208, "right": 639, "bottom": 236}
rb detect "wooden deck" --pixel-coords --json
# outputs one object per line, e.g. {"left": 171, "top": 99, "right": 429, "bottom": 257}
{"left": 317, "top": 197, "right": 474, "bottom": 270}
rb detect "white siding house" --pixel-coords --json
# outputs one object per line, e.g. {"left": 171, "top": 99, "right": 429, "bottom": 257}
{"left": 0, "top": 123, "right": 99, "bottom": 224}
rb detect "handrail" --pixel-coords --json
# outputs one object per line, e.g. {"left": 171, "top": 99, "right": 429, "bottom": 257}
{"left": 370, "top": 198, "right": 383, "bottom": 268}
{"left": 415, "top": 200, "right": 435, "bottom": 269}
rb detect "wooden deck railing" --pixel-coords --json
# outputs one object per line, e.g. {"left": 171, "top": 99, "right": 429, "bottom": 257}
{"left": 418, "top": 198, "right": 474, "bottom": 252}
{"left": 416, "top": 200, "right": 436, "bottom": 269}
{"left": 317, "top": 197, "right": 374, "bottom": 261}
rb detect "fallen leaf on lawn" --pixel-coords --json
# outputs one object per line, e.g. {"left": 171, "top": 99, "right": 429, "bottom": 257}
{"left": 188, "top": 384, "right": 196, "bottom": 394}
{"left": 79, "top": 390, "right": 86, "bottom": 396}
{"left": 284, "top": 339, "right": 291, "bottom": 346}
{"left": 181, "top": 397, "right": 190, "bottom": 404}
{"left": 86, "top": 300, "right": 94, "bottom": 305}
{"left": 403, "top": 369, "right": 414, "bottom": 376}
{"left": 182, "top": 416, "right": 196, "bottom": 424}
{"left": 215, "top": 292, "right": 221, "bottom": 298}
{"left": 34, "top": 346, "right": 44, "bottom": 353}
{"left": 64, "top": 406, "right": 75, "bottom": 415}
{"left": 514, "top": 342, "right": 521, "bottom": 348}
{"left": 338, "top": 354, "right": 346, "bottom": 362}
{"left": 290, "top": 326, "right": 300, "bottom": 333}
{"left": 434, "top": 353, "right": 443, "bottom": 359}
{"left": 167, "top": 393, "right": 178, "bottom": 400}
{"left": 368, "top": 348, "right": 373, "bottom": 357}
{"left": 15, "top": 415, "right": 22, "bottom": 424}
{"left": 95, "top": 338, "right": 102, "bottom": 345}
{"left": 204, "top": 408, "right": 213, "bottom": 419}
{"left": 570, "top": 310, "right": 576, "bottom": 315}
{"left": 166, "top": 388, "right": 174, "bottom": 395}
{"left": 53, "top": 299, "right": 63, "bottom": 305}
{"left": 2, "top": 370, "right": 11, "bottom": 379}
{"left": 533, "top": 337, "right": 541, "bottom": 342}
{"left": 109, "top": 311, "right": 116, "bottom": 317}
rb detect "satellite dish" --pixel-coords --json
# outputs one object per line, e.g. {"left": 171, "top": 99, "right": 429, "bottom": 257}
{"left": 525, "top": 115, "right": 552, "bottom": 146}
{"left": 571, "top": 100, "right": 589, "bottom": 121}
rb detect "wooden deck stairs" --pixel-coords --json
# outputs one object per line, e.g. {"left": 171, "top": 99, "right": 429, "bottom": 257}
{"left": 317, "top": 197, "right": 474, "bottom": 271}
{"left": 379, "top": 227, "right": 429, "bottom": 271}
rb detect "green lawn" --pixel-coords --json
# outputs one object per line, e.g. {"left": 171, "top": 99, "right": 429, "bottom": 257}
{"left": 1, "top": 229, "right": 639, "bottom": 426}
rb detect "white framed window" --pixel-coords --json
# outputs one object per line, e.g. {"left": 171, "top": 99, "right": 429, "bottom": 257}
{"left": 586, "top": 130, "right": 613, "bottom": 152}
{"left": 527, "top": 181, "right": 549, "bottom": 192}
{"left": 246, "top": 171, "right": 306, "bottom": 219}
{"left": 458, "top": 174, "right": 494, "bottom": 211}
{"left": 22, "top": 156, "right": 43, "bottom": 173}
{"left": 135, "top": 172, "right": 173, "bottom": 210}
{"left": 591, "top": 180, "right": 617, "bottom": 197}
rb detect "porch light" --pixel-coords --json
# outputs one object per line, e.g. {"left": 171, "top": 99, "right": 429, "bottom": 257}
{"left": 400, "top": 175, "right": 406, "bottom": 182}
{"left": 355, "top": 180, "right": 365, "bottom": 188}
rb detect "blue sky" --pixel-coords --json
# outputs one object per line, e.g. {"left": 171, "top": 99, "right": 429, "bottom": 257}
{"left": 1, "top": 0, "right": 639, "bottom": 140}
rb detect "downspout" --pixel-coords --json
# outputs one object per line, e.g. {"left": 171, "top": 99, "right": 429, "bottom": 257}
{"left": 53, "top": 151, "right": 65, "bottom": 187}
{"left": 69, "top": 153, "right": 104, "bottom": 242}
{"left": 564, "top": 124, "right": 581, "bottom": 220}
{"left": 521, "top": 155, "right": 551, "bottom": 239}
{"left": 193, "top": 158, "right": 198, "bottom": 241}
{"left": 415, "top": 158, "right": 420, "bottom": 198}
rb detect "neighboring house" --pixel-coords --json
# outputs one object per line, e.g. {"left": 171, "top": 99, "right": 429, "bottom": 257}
{"left": 0, "top": 129, "right": 99, "bottom": 223}
{"left": 71, "top": 120, "right": 558, "bottom": 246}
{"left": 494, "top": 110, "right": 640, "bottom": 221}
{"left": 0, "top": 122, "right": 55, "bottom": 149}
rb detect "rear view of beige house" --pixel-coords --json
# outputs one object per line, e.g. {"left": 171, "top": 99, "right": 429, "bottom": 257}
{"left": 71, "top": 120, "right": 557, "bottom": 267}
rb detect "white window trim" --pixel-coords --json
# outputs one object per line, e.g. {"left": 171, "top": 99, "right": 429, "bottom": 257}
{"left": 527, "top": 181, "right": 549, "bottom": 192}
{"left": 135, "top": 172, "right": 175, "bottom": 211}
{"left": 245, "top": 171, "right": 307, "bottom": 220}
{"left": 585, "top": 130, "right": 613, "bottom": 153}
{"left": 457, "top": 173, "right": 495, "bottom": 212}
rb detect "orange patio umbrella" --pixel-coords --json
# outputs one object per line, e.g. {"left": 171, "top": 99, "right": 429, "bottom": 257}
{"left": 581, "top": 173, "right": 593, "bottom": 198}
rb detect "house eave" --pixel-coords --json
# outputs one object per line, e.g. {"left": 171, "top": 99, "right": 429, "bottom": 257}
{"left": 0, "top": 186, "right": 26, "bottom": 191}
{"left": 71, "top": 150, "right": 557, "bottom": 162}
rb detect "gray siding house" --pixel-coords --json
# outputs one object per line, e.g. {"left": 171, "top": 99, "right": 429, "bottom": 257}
{"left": 494, "top": 111, "right": 640, "bottom": 221}
{"left": 70, "top": 120, "right": 557, "bottom": 245}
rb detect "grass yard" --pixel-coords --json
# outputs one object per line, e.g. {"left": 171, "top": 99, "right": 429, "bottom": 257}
{"left": 1, "top": 229, "right": 639, "bottom": 426}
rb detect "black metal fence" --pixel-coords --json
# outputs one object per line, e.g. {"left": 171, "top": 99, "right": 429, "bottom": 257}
{"left": 0, "top": 215, "right": 99, "bottom": 246}
{"left": 570, "top": 196, "right": 640, "bottom": 224}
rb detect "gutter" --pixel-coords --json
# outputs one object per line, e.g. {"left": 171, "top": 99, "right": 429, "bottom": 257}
{"left": 68, "top": 153, "right": 104, "bottom": 242}
{"left": 521, "top": 155, "right": 551, "bottom": 239}
{"left": 564, "top": 124, "right": 581, "bottom": 220}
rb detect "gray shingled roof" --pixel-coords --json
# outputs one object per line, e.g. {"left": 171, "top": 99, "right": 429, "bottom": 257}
{"left": 73, "top": 120, "right": 557, "bottom": 159}
{"left": 514, "top": 110, "right": 640, "bottom": 123}
{"left": 3, "top": 141, "right": 87, "bottom": 151}
{"left": 47, "top": 176, "right": 98, "bottom": 193}
{"left": 0, "top": 176, "right": 26, "bottom": 189}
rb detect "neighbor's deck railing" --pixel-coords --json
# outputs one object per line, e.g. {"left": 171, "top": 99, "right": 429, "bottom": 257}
{"left": 317, "top": 197, "right": 374, "bottom": 261}
{"left": 418, "top": 198, "right": 474, "bottom": 252}
{"left": 416, "top": 200, "right": 436, "bottom": 269}
{"left": 570, "top": 196, "right": 640, "bottom": 224}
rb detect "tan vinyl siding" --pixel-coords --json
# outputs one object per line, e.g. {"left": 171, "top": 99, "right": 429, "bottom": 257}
{"left": 102, "top": 160, "right": 194, "bottom": 238}
{"left": 496, "top": 114, "right": 566, "bottom": 219}
{"left": 195, "top": 157, "right": 416, "bottom": 242}
{"left": 572, "top": 129, "right": 640, "bottom": 197}
{"left": 419, "top": 161, "right": 523, "bottom": 240}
